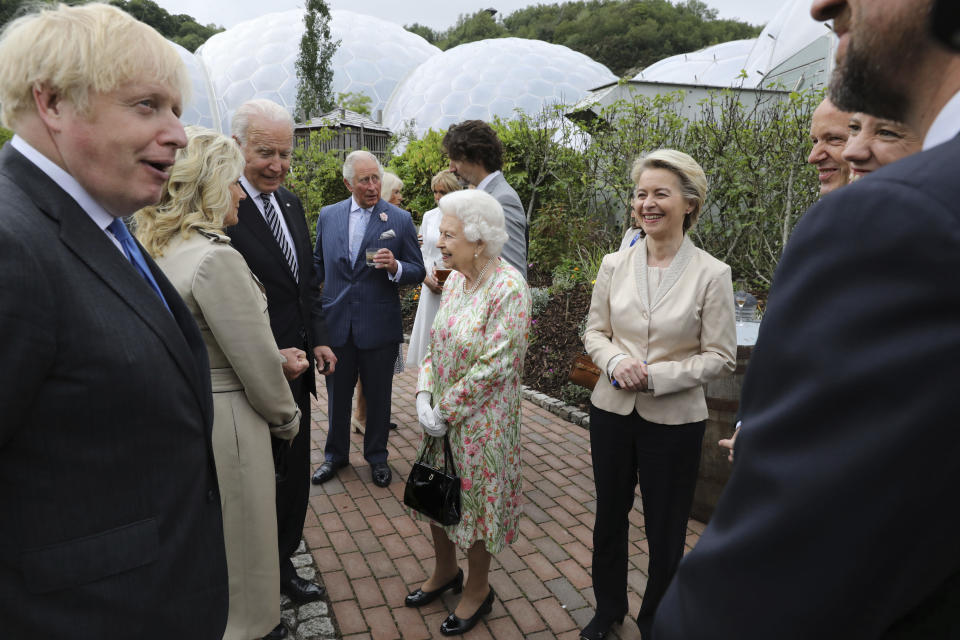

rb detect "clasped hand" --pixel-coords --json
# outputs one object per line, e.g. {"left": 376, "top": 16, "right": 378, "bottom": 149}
{"left": 612, "top": 357, "right": 649, "bottom": 391}
{"left": 416, "top": 392, "right": 447, "bottom": 437}
{"left": 279, "top": 347, "right": 309, "bottom": 380}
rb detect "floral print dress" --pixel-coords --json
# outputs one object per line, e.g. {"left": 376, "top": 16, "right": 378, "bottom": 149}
{"left": 414, "top": 258, "right": 531, "bottom": 554}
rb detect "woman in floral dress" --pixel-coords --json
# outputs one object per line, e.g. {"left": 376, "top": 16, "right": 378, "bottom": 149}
{"left": 405, "top": 189, "right": 531, "bottom": 636}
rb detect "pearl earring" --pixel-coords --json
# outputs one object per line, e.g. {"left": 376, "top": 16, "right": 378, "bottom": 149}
{"left": 474, "top": 252, "right": 478, "bottom": 258}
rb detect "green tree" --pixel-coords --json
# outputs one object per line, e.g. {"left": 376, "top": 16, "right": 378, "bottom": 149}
{"left": 0, "top": 126, "right": 12, "bottom": 147}
{"left": 109, "top": 0, "right": 222, "bottom": 51}
{"left": 438, "top": 10, "right": 508, "bottom": 49}
{"left": 404, "top": 22, "right": 438, "bottom": 45}
{"left": 295, "top": 0, "right": 339, "bottom": 123}
{"left": 335, "top": 91, "right": 372, "bottom": 116}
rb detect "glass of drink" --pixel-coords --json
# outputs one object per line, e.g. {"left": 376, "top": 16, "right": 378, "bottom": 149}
{"left": 734, "top": 285, "right": 748, "bottom": 327}
{"left": 434, "top": 258, "right": 452, "bottom": 286}
{"left": 365, "top": 248, "right": 380, "bottom": 267}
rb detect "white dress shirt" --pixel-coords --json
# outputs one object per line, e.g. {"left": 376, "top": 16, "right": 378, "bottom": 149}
{"left": 923, "top": 89, "right": 960, "bottom": 150}
{"left": 239, "top": 175, "right": 298, "bottom": 257}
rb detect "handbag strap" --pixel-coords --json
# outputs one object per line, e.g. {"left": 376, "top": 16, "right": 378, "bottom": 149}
{"left": 415, "top": 433, "right": 459, "bottom": 477}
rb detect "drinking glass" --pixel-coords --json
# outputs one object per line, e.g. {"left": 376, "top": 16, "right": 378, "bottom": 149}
{"left": 734, "top": 283, "right": 748, "bottom": 327}
{"left": 365, "top": 248, "right": 380, "bottom": 267}
{"left": 434, "top": 258, "right": 452, "bottom": 286}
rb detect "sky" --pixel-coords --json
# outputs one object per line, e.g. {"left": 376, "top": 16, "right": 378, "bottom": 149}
{"left": 155, "top": 0, "right": 788, "bottom": 31}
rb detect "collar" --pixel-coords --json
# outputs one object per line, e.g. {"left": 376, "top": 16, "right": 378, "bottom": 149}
{"left": 350, "top": 196, "right": 374, "bottom": 214}
{"left": 11, "top": 135, "right": 115, "bottom": 232}
{"left": 924, "top": 89, "right": 960, "bottom": 150}
{"left": 475, "top": 170, "right": 501, "bottom": 191}
{"left": 240, "top": 175, "right": 275, "bottom": 204}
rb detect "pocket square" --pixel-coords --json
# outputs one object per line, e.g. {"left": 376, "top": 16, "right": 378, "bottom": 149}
{"left": 379, "top": 229, "right": 396, "bottom": 240}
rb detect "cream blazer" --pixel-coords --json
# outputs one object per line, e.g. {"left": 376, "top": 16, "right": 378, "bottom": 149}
{"left": 584, "top": 236, "right": 736, "bottom": 425}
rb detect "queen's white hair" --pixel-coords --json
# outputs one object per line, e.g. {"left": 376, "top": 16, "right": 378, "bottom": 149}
{"left": 438, "top": 189, "right": 509, "bottom": 258}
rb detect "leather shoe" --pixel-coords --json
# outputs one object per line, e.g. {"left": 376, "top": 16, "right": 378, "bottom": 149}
{"left": 371, "top": 462, "right": 392, "bottom": 487}
{"left": 439, "top": 587, "right": 495, "bottom": 636}
{"left": 311, "top": 460, "right": 347, "bottom": 485}
{"left": 580, "top": 612, "right": 626, "bottom": 640}
{"left": 281, "top": 575, "right": 326, "bottom": 604}
{"left": 404, "top": 569, "right": 464, "bottom": 607}
{"left": 262, "top": 623, "right": 288, "bottom": 639}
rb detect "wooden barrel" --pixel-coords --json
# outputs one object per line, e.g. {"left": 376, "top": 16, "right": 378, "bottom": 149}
{"left": 690, "top": 345, "right": 752, "bottom": 523}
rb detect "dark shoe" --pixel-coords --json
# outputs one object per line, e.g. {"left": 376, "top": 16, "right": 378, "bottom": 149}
{"left": 439, "top": 587, "right": 495, "bottom": 636}
{"left": 311, "top": 460, "right": 347, "bottom": 485}
{"left": 389, "top": 421, "right": 398, "bottom": 430}
{"left": 580, "top": 612, "right": 626, "bottom": 640}
{"left": 281, "top": 575, "right": 326, "bottom": 604}
{"left": 371, "top": 462, "right": 392, "bottom": 487}
{"left": 404, "top": 569, "right": 464, "bottom": 607}
{"left": 262, "top": 623, "right": 288, "bottom": 639}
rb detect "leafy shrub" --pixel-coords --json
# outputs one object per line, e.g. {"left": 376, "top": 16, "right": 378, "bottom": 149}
{"left": 529, "top": 286, "right": 551, "bottom": 317}
{"left": 560, "top": 382, "right": 592, "bottom": 408}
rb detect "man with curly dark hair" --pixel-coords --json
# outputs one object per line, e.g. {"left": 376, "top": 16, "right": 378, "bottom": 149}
{"left": 443, "top": 120, "right": 528, "bottom": 279}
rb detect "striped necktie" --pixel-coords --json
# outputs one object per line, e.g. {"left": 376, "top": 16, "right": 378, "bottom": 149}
{"left": 260, "top": 193, "right": 299, "bottom": 282}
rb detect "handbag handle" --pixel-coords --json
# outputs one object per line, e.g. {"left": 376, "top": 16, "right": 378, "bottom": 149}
{"left": 416, "top": 433, "right": 458, "bottom": 477}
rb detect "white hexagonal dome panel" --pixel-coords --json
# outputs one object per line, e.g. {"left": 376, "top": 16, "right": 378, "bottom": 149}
{"left": 196, "top": 9, "right": 440, "bottom": 131}
{"left": 170, "top": 41, "right": 219, "bottom": 131}
{"left": 383, "top": 37, "right": 617, "bottom": 138}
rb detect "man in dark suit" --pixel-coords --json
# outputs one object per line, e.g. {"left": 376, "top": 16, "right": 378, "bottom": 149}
{"left": 653, "top": 1, "right": 960, "bottom": 638}
{"left": 228, "top": 100, "right": 336, "bottom": 626}
{"left": 443, "top": 120, "right": 528, "bottom": 279}
{"left": 311, "top": 150, "right": 425, "bottom": 488}
{"left": 0, "top": 4, "right": 227, "bottom": 637}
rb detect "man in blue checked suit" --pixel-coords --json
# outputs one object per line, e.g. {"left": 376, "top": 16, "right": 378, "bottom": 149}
{"left": 311, "top": 150, "right": 425, "bottom": 488}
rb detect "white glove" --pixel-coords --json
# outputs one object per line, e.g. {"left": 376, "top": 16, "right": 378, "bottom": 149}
{"left": 416, "top": 391, "right": 448, "bottom": 437}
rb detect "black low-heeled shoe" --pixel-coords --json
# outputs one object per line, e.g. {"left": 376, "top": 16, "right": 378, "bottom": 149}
{"left": 439, "top": 587, "right": 496, "bottom": 636}
{"left": 404, "top": 569, "right": 464, "bottom": 607}
{"left": 580, "top": 612, "right": 626, "bottom": 640}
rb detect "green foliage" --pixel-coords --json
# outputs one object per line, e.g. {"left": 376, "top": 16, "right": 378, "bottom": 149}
{"left": 560, "top": 382, "right": 592, "bottom": 407}
{"left": 404, "top": 22, "right": 439, "bottom": 45}
{"left": 404, "top": 0, "right": 761, "bottom": 78}
{"left": 0, "top": 126, "right": 11, "bottom": 147}
{"left": 109, "top": 0, "right": 222, "bottom": 51}
{"left": 295, "top": 0, "right": 339, "bottom": 122}
{"left": 383, "top": 129, "right": 449, "bottom": 222}
{"left": 285, "top": 129, "right": 350, "bottom": 239}
{"left": 529, "top": 286, "right": 551, "bottom": 317}
{"left": 335, "top": 92, "right": 372, "bottom": 116}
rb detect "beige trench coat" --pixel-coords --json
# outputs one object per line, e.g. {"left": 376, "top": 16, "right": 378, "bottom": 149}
{"left": 156, "top": 230, "right": 299, "bottom": 640}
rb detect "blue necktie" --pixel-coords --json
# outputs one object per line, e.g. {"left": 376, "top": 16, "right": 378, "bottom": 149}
{"left": 107, "top": 217, "right": 171, "bottom": 312}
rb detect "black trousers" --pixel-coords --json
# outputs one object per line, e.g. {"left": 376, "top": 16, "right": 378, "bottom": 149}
{"left": 275, "top": 376, "right": 312, "bottom": 582}
{"left": 589, "top": 405, "right": 704, "bottom": 636}
{"left": 324, "top": 335, "right": 398, "bottom": 465}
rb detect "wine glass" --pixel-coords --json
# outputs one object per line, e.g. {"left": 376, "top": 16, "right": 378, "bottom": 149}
{"left": 734, "top": 283, "right": 748, "bottom": 327}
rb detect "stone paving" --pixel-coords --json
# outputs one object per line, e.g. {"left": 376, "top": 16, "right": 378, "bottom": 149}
{"left": 300, "top": 367, "right": 705, "bottom": 640}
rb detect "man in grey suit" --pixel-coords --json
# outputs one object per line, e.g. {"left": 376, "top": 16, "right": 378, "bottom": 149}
{"left": 311, "top": 150, "right": 425, "bottom": 488}
{"left": 443, "top": 120, "right": 528, "bottom": 279}
{"left": 0, "top": 4, "right": 227, "bottom": 637}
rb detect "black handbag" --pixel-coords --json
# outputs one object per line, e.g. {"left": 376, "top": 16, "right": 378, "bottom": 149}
{"left": 403, "top": 434, "right": 462, "bottom": 526}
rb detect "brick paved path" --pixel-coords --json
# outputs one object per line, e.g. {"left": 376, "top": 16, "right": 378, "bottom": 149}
{"left": 305, "top": 367, "right": 704, "bottom": 639}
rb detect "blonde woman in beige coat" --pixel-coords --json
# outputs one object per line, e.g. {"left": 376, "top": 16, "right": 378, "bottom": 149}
{"left": 579, "top": 150, "right": 736, "bottom": 640}
{"left": 135, "top": 127, "right": 303, "bottom": 640}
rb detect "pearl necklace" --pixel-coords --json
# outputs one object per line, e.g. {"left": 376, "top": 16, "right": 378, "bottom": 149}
{"left": 463, "top": 257, "right": 493, "bottom": 294}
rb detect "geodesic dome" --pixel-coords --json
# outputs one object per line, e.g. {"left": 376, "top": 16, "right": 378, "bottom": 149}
{"left": 195, "top": 9, "right": 440, "bottom": 130}
{"left": 634, "top": 39, "right": 755, "bottom": 86}
{"left": 632, "top": 0, "right": 835, "bottom": 90}
{"left": 382, "top": 37, "right": 617, "bottom": 138}
{"left": 170, "top": 41, "right": 219, "bottom": 130}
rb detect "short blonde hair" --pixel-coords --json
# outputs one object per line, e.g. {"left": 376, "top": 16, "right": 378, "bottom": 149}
{"left": 381, "top": 171, "right": 404, "bottom": 202}
{"left": 630, "top": 149, "right": 708, "bottom": 234}
{"left": 438, "top": 189, "right": 509, "bottom": 258}
{"left": 134, "top": 126, "right": 245, "bottom": 257}
{"left": 431, "top": 169, "right": 461, "bottom": 195}
{"left": 0, "top": 3, "right": 189, "bottom": 128}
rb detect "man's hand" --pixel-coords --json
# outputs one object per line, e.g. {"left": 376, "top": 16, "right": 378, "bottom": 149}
{"left": 313, "top": 345, "right": 337, "bottom": 375}
{"left": 280, "top": 347, "right": 309, "bottom": 381}
{"left": 372, "top": 248, "right": 398, "bottom": 275}
{"left": 719, "top": 427, "right": 740, "bottom": 463}
{"left": 612, "top": 357, "right": 648, "bottom": 391}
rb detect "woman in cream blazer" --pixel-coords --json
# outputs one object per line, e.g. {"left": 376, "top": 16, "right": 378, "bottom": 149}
{"left": 579, "top": 150, "right": 736, "bottom": 640}
{"left": 135, "top": 128, "right": 304, "bottom": 640}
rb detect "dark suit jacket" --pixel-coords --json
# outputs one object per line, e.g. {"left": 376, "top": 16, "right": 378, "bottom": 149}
{"left": 652, "top": 136, "right": 960, "bottom": 639}
{"left": 0, "top": 146, "right": 227, "bottom": 638}
{"left": 227, "top": 185, "right": 327, "bottom": 395}
{"left": 313, "top": 197, "right": 425, "bottom": 349}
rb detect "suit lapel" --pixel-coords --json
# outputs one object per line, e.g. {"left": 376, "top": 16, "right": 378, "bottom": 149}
{"left": 238, "top": 185, "right": 298, "bottom": 285}
{"left": 353, "top": 199, "right": 389, "bottom": 273}
{"left": 651, "top": 236, "right": 695, "bottom": 309}
{"left": 633, "top": 238, "right": 650, "bottom": 312}
{"left": 274, "top": 187, "right": 311, "bottom": 284}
